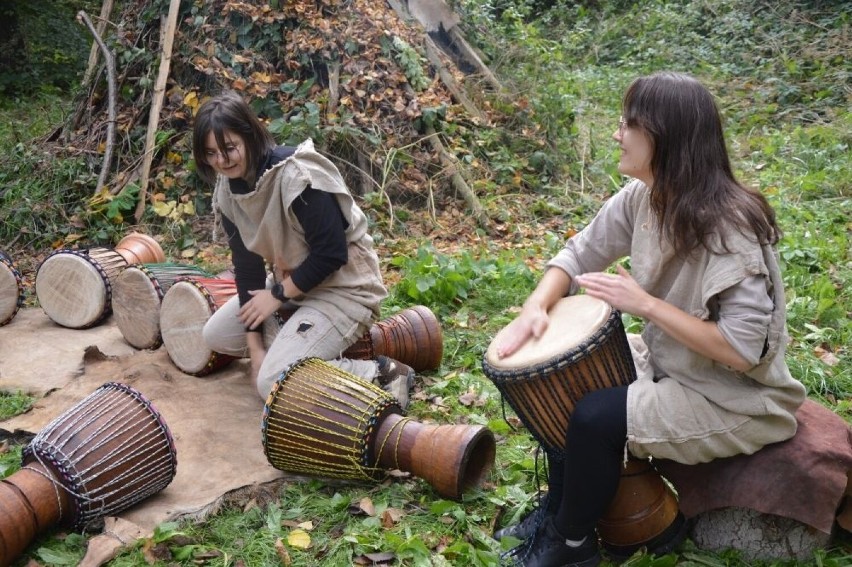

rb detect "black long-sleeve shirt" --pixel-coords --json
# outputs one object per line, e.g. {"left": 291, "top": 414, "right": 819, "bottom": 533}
{"left": 221, "top": 146, "right": 349, "bottom": 310}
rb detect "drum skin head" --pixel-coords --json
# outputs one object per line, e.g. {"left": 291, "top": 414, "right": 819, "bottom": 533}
{"left": 160, "top": 280, "right": 218, "bottom": 375}
{"left": 485, "top": 295, "right": 612, "bottom": 370}
{"left": 0, "top": 256, "right": 22, "bottom": 325}
{"left": 36, "top": 253, "right": 111, "bottom": 328}
{"left": 113, "top": 267, "right": 165, "bottom": 349}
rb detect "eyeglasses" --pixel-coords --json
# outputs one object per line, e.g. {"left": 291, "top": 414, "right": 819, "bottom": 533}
{"left": 204, "top": 143, "right": 242, "bottom": 162}
{"left": 617, "top": 117, "right": 628, "bottom": 136}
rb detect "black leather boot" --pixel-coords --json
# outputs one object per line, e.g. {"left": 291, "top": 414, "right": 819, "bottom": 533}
{"left": 503, "top": 516, "right": 601, "bottom": 567}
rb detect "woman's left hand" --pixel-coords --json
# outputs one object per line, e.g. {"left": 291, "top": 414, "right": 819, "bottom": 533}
{"left": 574, "top": 265, "right": 653, "bottom": 318}
{"left": 238, "top": 290, "right": 282, "bottom": 330}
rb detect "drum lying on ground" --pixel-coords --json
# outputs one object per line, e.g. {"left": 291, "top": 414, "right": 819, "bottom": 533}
{"left": 159, "top": 277, "right": 238, "bottom": 375}
{"left": 267, "top": 304, "right": 444, "bottom": 372}
{"left": 113, "top": 263, "right": 213, "bottom": 349}
{"left": 35, "top": 248, "right": 128, "bottom": 329}
{"left": 0, "top": 249, "right": 23, "bottom": 326}
{"left": 262, "top": 357, "right": 495, "bottom": 500}
{"left": 0, "top": 382, "right": 177, "bottom": 567}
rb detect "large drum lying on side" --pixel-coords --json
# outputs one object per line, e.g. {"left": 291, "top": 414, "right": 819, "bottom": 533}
{"left": 160, "top": 276, "right": 239, "bottom": 376}
{"left": 267, "top": 304, "right": 444, "bottom": 372}
{"left": 0, "top": 382, "right": 177, "bottom": 567}
{"left": 0, "top": 248, "right": 24, "bottom": 326}
{"left": 262, "top": 358, "right": 495, "bottom": 500}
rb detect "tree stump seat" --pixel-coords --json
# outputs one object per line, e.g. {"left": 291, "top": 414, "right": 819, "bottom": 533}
{"left": 655, "top": 399, "right": 852, "bottom": 561}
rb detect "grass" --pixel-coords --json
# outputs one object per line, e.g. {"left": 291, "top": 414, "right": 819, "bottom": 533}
{"left": 2, "top": 0, "right": 851, "bottom": 565}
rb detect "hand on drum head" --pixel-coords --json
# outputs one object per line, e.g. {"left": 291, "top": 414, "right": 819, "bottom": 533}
{"left": 491, "top": 305, "right": 551, "bottom": 359}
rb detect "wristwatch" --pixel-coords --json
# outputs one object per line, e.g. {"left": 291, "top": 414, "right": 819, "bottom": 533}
{"left": 270, "top": 282, "right": 289, "bottom": 302}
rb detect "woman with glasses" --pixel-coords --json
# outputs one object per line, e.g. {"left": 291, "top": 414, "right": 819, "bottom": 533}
{"left": 191, "top": 91, "right": 415, "bottom": 407}
{"left": 490, "top": 72, "right": 805, "bottom": 566}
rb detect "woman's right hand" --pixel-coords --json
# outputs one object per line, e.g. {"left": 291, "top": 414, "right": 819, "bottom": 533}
{"left": 492, "top": 305, "right": 550, "bottom": 359}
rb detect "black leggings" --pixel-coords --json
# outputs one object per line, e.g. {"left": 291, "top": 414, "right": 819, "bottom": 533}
{"left": 544, "top": 386, "right": 628, "bottom": 539}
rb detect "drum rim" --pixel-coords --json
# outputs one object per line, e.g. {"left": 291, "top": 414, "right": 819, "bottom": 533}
{"left": 482, "top": 308, "right": 626, "bottom": 383}
{"left": 35, "top": 248, "right": 123, "bottom": 328}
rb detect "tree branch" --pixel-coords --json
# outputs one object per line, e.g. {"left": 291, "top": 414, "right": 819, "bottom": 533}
{"left": 77, "top": 10, "right": 117, "bottom": 195}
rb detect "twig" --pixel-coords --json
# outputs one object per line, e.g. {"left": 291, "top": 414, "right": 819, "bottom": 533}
{"left": 135, "top": 0, "right": 182, "bottom": 222}
{"left": 77, "top": 10, "right": 117, "bottom": 195}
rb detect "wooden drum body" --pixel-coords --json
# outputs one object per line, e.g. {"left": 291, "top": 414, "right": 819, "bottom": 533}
{"left": 0, "top": 249, "right": 23, "bottom": 327}
{"left": 0, "top": 382, "right": 177, "bottom": 567}
{"left": 159, "top": 277, "right": 237, "bottom": 376}
{"left": 482, "top": 295, "right": 680, "bottom": 552}
{"left": 262, "top": 358, "right": 495, "bottom": 500}
{"left": 113, "top": 263, "right": 212, "bottom": 350}
{"left": 482, "top": 295, "right": 636, "bottom": 451}
{"left": 35, "top": 248, "right": 128, "bottom": 329}
{"left": 268, "top": 305, "right": 444, "bottom": 372}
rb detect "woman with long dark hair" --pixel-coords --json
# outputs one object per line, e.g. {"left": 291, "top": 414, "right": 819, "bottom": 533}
{"left": 491, "top": 72, "right": 805, "bottom": 567}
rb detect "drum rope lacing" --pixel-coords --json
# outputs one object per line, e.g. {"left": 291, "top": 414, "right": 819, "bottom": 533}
{"left": 262, "top": 360, "right": 397, "bottom": 480}
{"left": 22, "top": 383, "right": 177, "bottom": 529}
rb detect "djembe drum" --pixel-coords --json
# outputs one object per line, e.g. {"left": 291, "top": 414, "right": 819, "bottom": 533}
{"left": 159, "top": 277, "right": 238, "bottom": 376}
{"left": 262, "top": 358, "right": 495, "bottom": 500}
{"left": 267, "top": 305, "right": 444, "bottom": 372}
{"left": 0, "top": 249, "right": 23, "bottom": 326}
{"left": 35, "top": 233, "right": 165, "bottom": 329}
{"left": 482, "top": 295, "right": 680, "bottom": 552}
{"left": 113, "top": 263, "right": 213, "bottom": 350}
{"left": 344, "top": 305, "right": 443, "bottom": 371}
{"left": 0, "top": 382, "right": 177, "bottom": 567}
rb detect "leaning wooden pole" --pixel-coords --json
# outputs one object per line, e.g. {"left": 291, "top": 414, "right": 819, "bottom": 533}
{"left": 135, "top": 0, "right": 182, "bottom": 222}
{"left": 77, "top": 10, "right": 117, "bottom": 195}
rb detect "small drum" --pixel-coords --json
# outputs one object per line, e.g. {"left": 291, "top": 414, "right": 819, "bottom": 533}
{"left": 35, "top": 248, "right": 128, "bottom": 329}
{"left": 159, "top": 277, "right": 238, "bottom": 376}
{"left": 345, "top": 305, "right": 444, "bottom": 371}
{"left": 262, "top": 358, "right": 495, "bottom": 500}
{"left": 482, "top": 294, "right": 636, "bottom": 452}
{"left": 267, "top": 305, "right": 444, "bottom": 372}
{"left": 113, "top": 263, "right": 213, "bottom": 350}
{"left": 0, "top": 249, "right": 24, "bottom": 326}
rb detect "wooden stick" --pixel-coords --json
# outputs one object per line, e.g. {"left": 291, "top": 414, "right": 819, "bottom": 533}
{"left": 77, "top": 10, "right": 117, "bottom": 195}
{"left": 424, "top": 124, "right": 491, "bottom": 232}
{"left": 81, "top": 0, "right": 114, "bottom": 88}
{"left": 134, "top": 0, "right": 181, "bottom": 222}
{"left": 422, "top": 35, "right": 486, "bottom": 123}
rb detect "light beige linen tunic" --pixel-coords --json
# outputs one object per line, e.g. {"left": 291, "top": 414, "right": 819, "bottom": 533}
{"left": 213, "top": 139, "right": 387, "bottom": 338}
{"left": 547, "top": 180, "right": 806, "bottom": 464}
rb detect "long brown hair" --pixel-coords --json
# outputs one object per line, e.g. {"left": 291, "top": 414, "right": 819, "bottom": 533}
{"left": 192, "top": 90, "right": 276, "bottom": 187}
{"left": 622, "top": 72, "right": 780, "bottom": 256}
